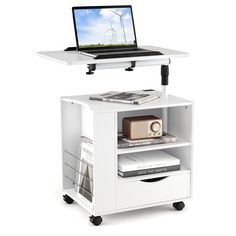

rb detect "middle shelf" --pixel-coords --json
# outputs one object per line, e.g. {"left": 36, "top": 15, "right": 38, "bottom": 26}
{"left": 117, "top": 138, "right": 191, "bottom": 154}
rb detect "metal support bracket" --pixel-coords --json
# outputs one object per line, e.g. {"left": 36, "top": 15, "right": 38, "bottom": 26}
{"left": 85, "top": 58, "right": 170, "bottom": 74}
{"left": 86, "top": 64, "right": 96, "bottom": 75}
{"left": 125, "top": 61, "right": 136, "bottom": 71}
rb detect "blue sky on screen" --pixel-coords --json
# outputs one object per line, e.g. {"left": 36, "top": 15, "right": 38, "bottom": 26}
{"left": 74, "top": 8, "right": 136, "bottom": 46}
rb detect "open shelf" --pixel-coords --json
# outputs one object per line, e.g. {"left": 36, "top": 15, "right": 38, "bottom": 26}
{"left": 118, "top": 166, "right": 190, "bottom": 183}
{"left": 117, "top": 138, "right": 191, "bottom": 154}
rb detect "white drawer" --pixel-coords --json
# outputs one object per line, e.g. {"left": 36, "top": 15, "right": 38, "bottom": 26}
{"left": 117, "top": 172, "right": 190, "bottom": 209}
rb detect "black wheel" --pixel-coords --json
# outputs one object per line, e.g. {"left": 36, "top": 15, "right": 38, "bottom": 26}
{"left": 90, "top": 215, "right": 103, "bottom": 226}
{"left": 173, "top": 201, "right": 185, "bottom": 211}
{"left": 63, "top": 194, "right": 74, "bottom": 204}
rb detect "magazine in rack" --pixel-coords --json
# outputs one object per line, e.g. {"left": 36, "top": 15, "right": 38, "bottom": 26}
{"left": 76, "top": 137, "right": 93, "bottom": 204}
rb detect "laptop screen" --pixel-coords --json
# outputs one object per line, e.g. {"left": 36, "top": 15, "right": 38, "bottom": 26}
{"left": 72, "top": 6, "right": 137, "bottom": 51}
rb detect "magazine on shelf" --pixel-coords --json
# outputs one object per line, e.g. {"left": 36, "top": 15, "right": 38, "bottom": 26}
{"left": 118, "top": 150, "right": 180, "bottom": 178}
{"left": 118, "top": 132, "right": 177, "bottom": 148}
{"left": 89, "top": 90, "right": 160, "bottom": 105}
{"left": 76, "top": 137, "right": 93, "bottom": 203}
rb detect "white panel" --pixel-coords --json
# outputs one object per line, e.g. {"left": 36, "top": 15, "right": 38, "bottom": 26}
{"left": 61, "top": 101, "right": 81, "bottom": 154}
{"left": 168, "top": 105, "right": 192, "bottom": 141}
{"left": 61, "top": 101, "right": 82, "bottom": 189}
{"left": 81, "top": 106, "right": 94, "bottom": 140}
{"left": 165, "top": 146, "right": 193, "bottom": 197}
{"left": 93, "top": 112, "right": 117, "bottom": 214}
{"left": 165, "top": 147, "right": 192, "bottom": 170}
{"left": 117, "top": 173, "right": 190, "bottom": 209}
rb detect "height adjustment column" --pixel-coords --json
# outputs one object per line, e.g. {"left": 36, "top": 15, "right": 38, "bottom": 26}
{"left": 161, "top": 64, "right": 169, "bottom": 132}
{"left": 161, "top": 64, "right": 169, "bottom": 98}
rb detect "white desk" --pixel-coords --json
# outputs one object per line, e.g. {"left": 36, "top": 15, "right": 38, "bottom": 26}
{"left": 37, "top": 46, "right": 188, "bottom": 70}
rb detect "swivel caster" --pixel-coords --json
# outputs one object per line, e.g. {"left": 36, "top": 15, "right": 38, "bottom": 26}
{"left": 63, "top": 194, "right": 74, "bottom": 204}
{"left": 173, "top": 201, "right": 185, "bottom": 211}
{"left": 89, "top": 215, "right": 103, "bottom": 226}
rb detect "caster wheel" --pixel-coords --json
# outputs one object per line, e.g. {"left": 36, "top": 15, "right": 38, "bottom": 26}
{"left": 63, "top": 194, "right": 74, "bottom": 204}
{"left": 173, "top": 201, "right": 185, "bottom": 211}
{"left": 90, "top": 215, "right": 103, "bottom": 226}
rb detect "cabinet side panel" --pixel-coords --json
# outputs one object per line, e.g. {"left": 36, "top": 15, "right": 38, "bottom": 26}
{"left": 167, "top": 104, "right": 193, "bottom": 197}
{"left": 93, "top": 113, "right": 116, "bottom": 214}
{"left": 165, "top": 146, "right": 192, "bottom": 170}
{"left": 168, "top": 105, "right": 192, "bottom": 141}
{"left": 61, "top": 101, "right": 81, "bottom": 189}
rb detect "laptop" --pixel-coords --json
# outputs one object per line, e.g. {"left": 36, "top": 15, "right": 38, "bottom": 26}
{"left": 72, "top": 5, "right": 163, "bottom": 59}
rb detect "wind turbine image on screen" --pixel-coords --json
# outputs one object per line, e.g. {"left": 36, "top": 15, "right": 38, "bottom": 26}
{"left": 111, "top": 10, "right": 127, "bottom": 44}
{"left": 105, "top": 22, "right": 117, "bottom": 44}
{"left": 74, "top": 7, "right": 136, "bottom": 48}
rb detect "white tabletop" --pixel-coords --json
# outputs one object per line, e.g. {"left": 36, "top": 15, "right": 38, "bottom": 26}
{"left": 61, "top": 91, "right": 192, "bottom": 113}
{"left": 37, "top": 46, "right": 188, "bottom": 65}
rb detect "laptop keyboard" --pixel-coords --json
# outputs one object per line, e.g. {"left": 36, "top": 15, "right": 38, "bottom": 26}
{"left": 85, "top": 48, "right": 145, "bottom": 54}
{"left": 94, "top": 51, "right": 163, "bottom": 59}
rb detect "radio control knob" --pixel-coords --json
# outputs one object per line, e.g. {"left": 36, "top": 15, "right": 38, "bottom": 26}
{"left": 151, "top": 121, "right": 161, "bottom": 132}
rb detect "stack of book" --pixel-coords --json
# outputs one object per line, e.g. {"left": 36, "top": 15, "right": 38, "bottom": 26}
{"left": 118, "top": 132, "right": 177, "bottom": 148}
{"left": 118, "top": 150, "right": 180, "bottom": 178}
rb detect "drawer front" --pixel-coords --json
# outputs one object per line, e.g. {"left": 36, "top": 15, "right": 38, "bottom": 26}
{"left": 117, "top": 173, "right": 190, "bottom": 209}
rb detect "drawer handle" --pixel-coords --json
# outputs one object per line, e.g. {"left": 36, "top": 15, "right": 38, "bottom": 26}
{"left": 141, "top": 176, "right": 168, "bottom": 183}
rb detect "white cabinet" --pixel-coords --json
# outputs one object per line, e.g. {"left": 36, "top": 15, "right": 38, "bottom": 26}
{"left": 61, "top": 92, "right": 193, "bottom": 216}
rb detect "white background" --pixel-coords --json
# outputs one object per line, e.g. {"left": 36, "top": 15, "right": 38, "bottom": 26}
{"left": 0, "top": 0, "right": 235, "bottom": 235}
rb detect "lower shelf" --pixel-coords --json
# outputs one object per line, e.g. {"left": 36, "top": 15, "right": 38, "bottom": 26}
{"left": 118, "top": 167, "right": 190, "bottom": 183}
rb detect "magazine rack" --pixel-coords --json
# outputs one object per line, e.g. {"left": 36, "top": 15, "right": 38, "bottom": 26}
{"left": 38, "top": 46, "right": 192, "bottom": 226}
